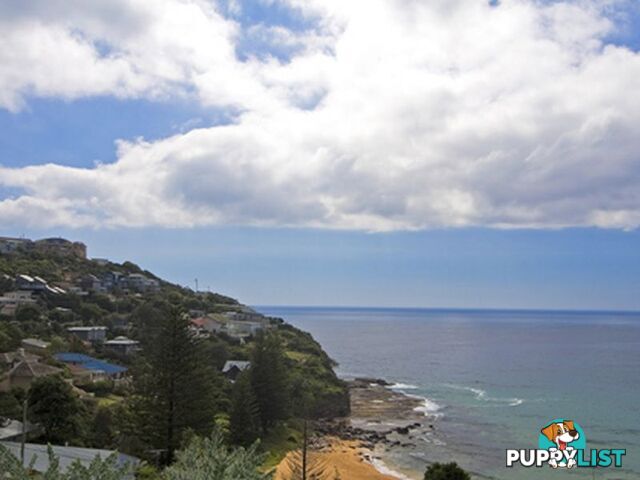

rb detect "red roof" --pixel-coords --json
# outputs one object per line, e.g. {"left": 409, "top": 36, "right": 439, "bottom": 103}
{"left": 190, "top": 317, "right": 207, "bottom": 328}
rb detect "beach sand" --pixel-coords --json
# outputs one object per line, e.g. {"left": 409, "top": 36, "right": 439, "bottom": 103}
{"left": 273, "top": 436, "right": 401, "bottom": 480}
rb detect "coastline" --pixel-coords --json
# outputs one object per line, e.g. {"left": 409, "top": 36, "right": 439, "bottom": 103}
{"left": 318, "top": 378, "right": 439, "bottom": 480}
{"left": 273, "top": 377, "right": 432, "bottom": 479}
{"left": 274, "top": 436, "right": 402, "bottom": 480}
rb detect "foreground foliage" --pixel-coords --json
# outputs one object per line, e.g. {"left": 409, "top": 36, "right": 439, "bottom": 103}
{"left": 424, "top": 462, "right": 471, "bottom": 480}
{"left": 0, "top": 444, "right": 130, "bottom": 479}
{"left": 162, "top": 432, "right": 271, "bottom": 480}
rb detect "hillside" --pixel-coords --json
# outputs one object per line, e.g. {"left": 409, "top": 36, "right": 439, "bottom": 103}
{"left": 0, "top": 236, "right": 349, "bottom": 468}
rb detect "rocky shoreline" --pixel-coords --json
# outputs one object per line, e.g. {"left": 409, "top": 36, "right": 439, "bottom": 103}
{"left": 314, "top": 378, "right": 440, "bottom": 479}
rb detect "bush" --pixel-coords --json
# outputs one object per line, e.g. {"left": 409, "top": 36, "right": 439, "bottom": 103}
{"left": 424, "top": 462, "right": 471, "bottom": 480}
{"left": 79, "top": 380, "right": 115, "bottom": 397}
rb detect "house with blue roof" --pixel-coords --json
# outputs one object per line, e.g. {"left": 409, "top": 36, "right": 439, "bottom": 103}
{"left": 54, "top": 353, "right": 128, "bottom": 380}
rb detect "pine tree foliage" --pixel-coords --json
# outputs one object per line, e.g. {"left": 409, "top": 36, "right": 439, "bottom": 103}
{"left": 229, "top": 370, "right": 261, "bottom": 447}
{"left": 250, "top": 331, "right": 290, "bottom": 431}
{"left": 131, "top": 303, "right": 221, "bottom": 463}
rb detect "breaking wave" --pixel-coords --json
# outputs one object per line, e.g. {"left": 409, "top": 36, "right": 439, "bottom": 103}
{"left": 446, "top": 384, "right": 524, "bottom": 407}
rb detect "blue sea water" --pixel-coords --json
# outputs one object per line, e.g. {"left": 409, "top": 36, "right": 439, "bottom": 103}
{"left": 257, "top": 306, "right": 640, "bottom": 480}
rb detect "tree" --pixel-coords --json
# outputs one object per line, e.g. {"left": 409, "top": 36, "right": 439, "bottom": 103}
{"left": 162, "top": 431, "right": 271, "bottom": 480}
{"left": 89, "top": 405, "right": 116, "bottom": 448}
{"left": 424, "top": 462, "right": 470, "bottom": 480}
{"left": 229, "top": 371, "right": 261, "bottom": 447}
{"left": 15, "top": 304, "right": 41, "bottom": 323}
{"left": 28, "top": 375, "right": 84, "bottom": 444}
{"left": 251, "top": 332, "right": 290, "bottom": 431}
{"left": 132, "top": 303, "right": 222, "bottom": 464}
{"left": 0, "top": 391, "right": 21, "bottom": 426}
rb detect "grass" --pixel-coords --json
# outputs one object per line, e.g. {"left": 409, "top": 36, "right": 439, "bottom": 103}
{"left": 260, "top": 420, "right": 304, "bottom": 470}
{"left": 97, "top": 393, "right": 124, "bottom": 407}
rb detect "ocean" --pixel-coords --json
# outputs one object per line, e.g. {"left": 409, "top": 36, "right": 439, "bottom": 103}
{"left": 257, "top": 306, "right": 640, "bottom": 480}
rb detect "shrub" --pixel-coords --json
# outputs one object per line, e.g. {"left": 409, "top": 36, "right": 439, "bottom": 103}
{"left": 424, "top": 462, "right": 471, "bottom": 480}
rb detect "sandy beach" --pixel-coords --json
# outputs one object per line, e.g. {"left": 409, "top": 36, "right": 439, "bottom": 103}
{"left": 274, "top": 436, "right": 400, "bottom": 480}
{"left": 274, "top": 378, "right": 431, "bottom": 480}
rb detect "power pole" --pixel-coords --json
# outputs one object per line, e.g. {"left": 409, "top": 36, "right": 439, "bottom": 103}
{"left": 302, "top": 419, "right": 308, "bottom": 480}
{"left": 21, "top": 398, "right": 27, "bottom": 465}
{"left": 195, "top": 278, "right": 199, "bottom": 292}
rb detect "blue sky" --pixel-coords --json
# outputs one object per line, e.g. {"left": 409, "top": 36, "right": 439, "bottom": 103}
{"left": 1, "top": 0, "right": 640, "bottom": 310}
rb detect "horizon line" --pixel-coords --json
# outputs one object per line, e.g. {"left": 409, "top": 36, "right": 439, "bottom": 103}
{"left": 252, "top": 304, "right": 640, "bottom": 315}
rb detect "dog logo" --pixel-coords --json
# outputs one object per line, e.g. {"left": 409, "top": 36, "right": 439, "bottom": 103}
{"left": 506, "top": 418, "right": 626, "bottom": 470}
{"left": 539, "top": 420, "right": 581, "bottom": 468}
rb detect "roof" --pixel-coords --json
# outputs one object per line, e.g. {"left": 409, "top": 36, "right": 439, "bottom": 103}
{"left": 191, "top": 317, "right": 207, "bottom": 328}
{"left": 1, "top": 351, "right": 41, "bottom": 365}
{"left": 105, "top": 337, "right": 139, "bottom": 346}
{"left": 67, "top": 326, "right": 108, "bottom": 331}
{"left": 21, "top": 338, "right": 50, "bottom": 349}
{"left": 222, "top": 360, "right": 251, "bottom": 373}
{"left": 54, "top": 353, "right": 127, "bottom": 376}
{"left": 0, "top": 441, "right": 139, "bottom": 476}
{"left": 0, "top": 420, "right": 40, "bottom": 441}
{"left": 9, "top": 360, "right": 62, "bottom": 379}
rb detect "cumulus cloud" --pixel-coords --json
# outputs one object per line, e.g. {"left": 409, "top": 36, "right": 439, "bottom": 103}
{"left": 1, "top": 0, "right": 640, "bottom": 230}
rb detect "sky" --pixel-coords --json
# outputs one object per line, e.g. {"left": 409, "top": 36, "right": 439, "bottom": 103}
{"left": 1, "top": 0, "right": 640, "bottom": 310}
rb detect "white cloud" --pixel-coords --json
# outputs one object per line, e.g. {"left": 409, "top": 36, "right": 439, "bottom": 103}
{"left": 1, "top": 0, "right": 640, "bottom": 231}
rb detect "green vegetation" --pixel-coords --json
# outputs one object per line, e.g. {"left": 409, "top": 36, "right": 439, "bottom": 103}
{"left": 28, "top": 375, "right": 87, "bottom": 444}
{"left": 0, "top": 431, "right": 270, "bottom": 479}
{"left": 251, "top": 331, "right": 291, "bottom": 431}
{"left": 0, "top": 445, "right": 131, "bottom": 479}
{"left": 229, "top": 371, "right": 261, "bottom": 447}
{"left": 424, "top": 462, "right": 471, "bottom": 480}
{"left": 129, "top": 303, "right": 222, "bottom": 464}
{"left": 162, "top": 432, "right": 271, "bottom": 480}
{"left": 0, "top": 242, "right": 349, "bottom": 475}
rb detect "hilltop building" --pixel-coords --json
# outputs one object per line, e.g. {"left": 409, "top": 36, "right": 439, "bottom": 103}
{"left": 33, "top": 238, "right": 87, "bottom": 259}
{"left": 0, "top": 236, "right": 86, "bottom": 259}
{"left": 0, "top": 237, "right": 31, "bottom": 254}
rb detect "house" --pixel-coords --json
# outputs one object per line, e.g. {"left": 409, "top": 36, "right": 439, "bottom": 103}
{"left": 0, "top": 237, "right": 32, "bottom": 255}
{"left": 0, "top": 356, "right": 63, "bottom": 392}
{"left": 124, "top": 273, "right": 160, "bottom": 292}
{"left": 79, "top": 274, "right": 107, "bottom": 293}
{"left": 15, "top": 274, "right": 47, "bottom": 291}
{"left": 100, "top": 271, "right": 125, "bottom": 291}
{"left": 191, "top": 316, "right": 223, "bottom": 334}
{"left": 223, "top": 309, "right": 266, "bottom": 323}
{"left": 21, "top": 338, "right": 50, "bottom": 353}
{"left": 223, "top": 320, "right": 265, "bottom": 339}
{"left": 104, "top": 336, "right": 140, "bottom": 356}
{"left": 0, "top": 291, "right": 37, "bottom": 315}
{"left": 33, "top": 237, "right": 87, "bottom": 259}
{"left": 222, "top": 360, "right": 251, "bottom": 381}
{"left": 54, "top": 353, "right": 128, "bottom": 380}
{"left": 0, "top": 442, "right": 139, "bottom": 477}
{"left": 68, "top": 326, "right": 108, "bottom": 343}
{"left": 1, "top": 350, "right": 41, "bottom": 371}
